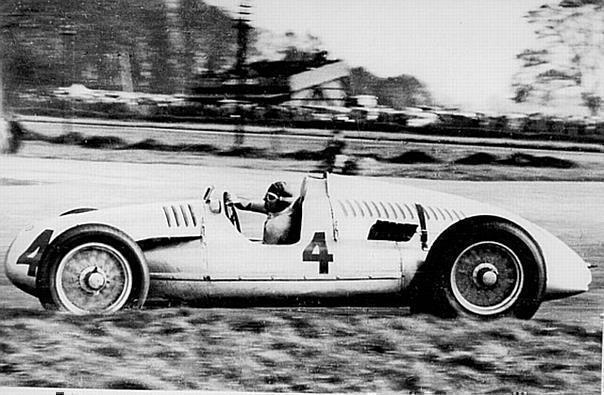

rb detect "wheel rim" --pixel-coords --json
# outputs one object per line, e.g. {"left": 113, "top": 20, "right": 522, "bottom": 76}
{"left": 55, "top": 242, "right": 132, "bottom": 314}
{"left": 450, "top": 241, "right": 524, "bottom": 316}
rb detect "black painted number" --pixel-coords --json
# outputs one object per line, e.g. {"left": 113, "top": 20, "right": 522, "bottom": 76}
{"left": 302, "top": 232, "right": 333, "bottom": 274}
{"left": 16, "top": 229, "right": 53, "bottom": 277}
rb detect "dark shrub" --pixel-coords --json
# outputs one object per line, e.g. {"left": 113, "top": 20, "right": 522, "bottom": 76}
{"left": 454, "top": 152, "right": 499, "bottom": 165}
{"left": 388, "top": 150, "right": 440, "bottom": 164}
{"left": 124, "top": 139, "right": 217, "bottom": 153}
{"left": 282, "top": 150, "right": 325, "bottom": 161}
{"left": 124, "top": 138, "right": 163, "bottom": 150}
{"left": 50, "top": 132, "right": 86, "bottom": 145}
{"left": 218, "top": 146, "right": 266, "bottom": 158}
{"left": 499, "top": 153, "right": 577, "bottom": 168}
{"left": 81, "top": 135, "right": 126, "bottom": 149}
{"left": 176, "top": 143, "right": 218, "bottom": 153}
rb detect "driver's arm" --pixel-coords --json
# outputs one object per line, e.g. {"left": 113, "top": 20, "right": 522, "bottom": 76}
{"left": 225, "top": 192, "right": 267, "bottom": 214}
{"left": 235, "top": 198, "right": 267, "bottom": 214}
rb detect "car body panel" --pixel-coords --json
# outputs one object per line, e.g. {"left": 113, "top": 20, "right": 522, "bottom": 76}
{"left": 326, "top": 175, "right": 591, "bottom": 299}
{"left": 5, "top": 173, "right": 591, "bottom": 309}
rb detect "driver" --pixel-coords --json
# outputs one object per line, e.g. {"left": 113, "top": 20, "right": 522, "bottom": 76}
{"left": 225, "top": 181, "right": 302, "bottom": 245}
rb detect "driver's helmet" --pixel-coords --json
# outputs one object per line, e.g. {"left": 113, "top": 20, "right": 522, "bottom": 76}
{"left": 264, "top": 181, "right": 295, "bottom": 212}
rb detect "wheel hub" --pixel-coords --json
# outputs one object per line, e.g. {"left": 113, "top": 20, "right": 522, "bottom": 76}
{"left": 472, "top": 263, "right": 499, "bottom": 288}
{"left": 79, "top": 266, "right": 107, "bottom": 293}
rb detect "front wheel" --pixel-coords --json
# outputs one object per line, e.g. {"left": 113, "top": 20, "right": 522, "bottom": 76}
{"left": 37, "top": 225, "right": 149, "bottom": 314}
{"left": 413, "top": 221, "right": 545, "bottom": 320}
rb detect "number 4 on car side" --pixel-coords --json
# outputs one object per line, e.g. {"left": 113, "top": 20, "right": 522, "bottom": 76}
{"left": 5, "top": 173, "right": 591, "bottom": 318}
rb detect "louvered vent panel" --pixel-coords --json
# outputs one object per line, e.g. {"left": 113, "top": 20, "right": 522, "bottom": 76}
{"left": 162, "top": 204, "right": 197, "bottom": 228}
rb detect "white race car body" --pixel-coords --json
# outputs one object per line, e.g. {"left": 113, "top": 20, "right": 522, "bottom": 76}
{"left": 5, "top": 173, "right": 591, "bottom": 316}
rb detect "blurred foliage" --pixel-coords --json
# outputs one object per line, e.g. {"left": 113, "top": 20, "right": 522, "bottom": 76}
{"left": 559, "top": 0, "right": 603, "bottom": 6}
{"left": 346, "top": 67, "right": 433, "bottom": 109}
{"left": 582, "top": 92, "right": 602, "bottom": 115}
{"left": 512, "top": 2, "right": 604, "bottom": 116}
{"left": 1, "top": 0, "right": 432, "bottom": 111}
{"left": 3, "top": 0, "right": 602, "bottom": 119}
{"left": 1, "top": 0, "right": 237, "bottom": 101}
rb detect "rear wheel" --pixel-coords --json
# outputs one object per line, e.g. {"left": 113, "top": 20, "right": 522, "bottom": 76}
{"left": 37, "top": 225, "right": 149, "bottom": 314}
{"left": 411, "top": 221, "right": 545, "bottom": 319}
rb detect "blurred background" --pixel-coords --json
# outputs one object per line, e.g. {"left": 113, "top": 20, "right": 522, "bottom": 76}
{"left": 1, "top": 0, "right": 603, "bottom": 143}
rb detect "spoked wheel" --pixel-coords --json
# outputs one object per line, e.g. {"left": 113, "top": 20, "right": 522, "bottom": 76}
{"left": 54, "top": 242, "right": 133, "bottom": 314}
{"left": 411, "top": 220, "right": 545, "bottom": 320}
{"left": 450, "top": 241, "right": 524, "bottom": 316}
{"left": 37, "top": 225, "right": 149, "bottom": 314}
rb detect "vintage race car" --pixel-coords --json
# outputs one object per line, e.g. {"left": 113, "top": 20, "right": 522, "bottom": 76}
{"left": 4, "top": 173, "right": 591, "bottom": 318}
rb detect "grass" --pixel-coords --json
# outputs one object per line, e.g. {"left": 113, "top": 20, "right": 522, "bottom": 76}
{"left": 0, "top": 308, "right": 600, "bottom": 392}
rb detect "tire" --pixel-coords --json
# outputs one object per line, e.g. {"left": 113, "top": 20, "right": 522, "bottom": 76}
{"left": 36, "top": 225, "right": 150, "bottom": 314}
{"left": 412, "top": 220, "right": 545, "bottom": 320}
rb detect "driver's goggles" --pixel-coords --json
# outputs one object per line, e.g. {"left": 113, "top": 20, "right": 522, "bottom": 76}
{"left": 264, "top": 192, "right": 280, "bottom": 202}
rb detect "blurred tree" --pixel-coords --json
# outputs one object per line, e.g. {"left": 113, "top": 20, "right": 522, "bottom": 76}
{"left": 346, "top": 67, "right": 433, "bottom": 108}
{"left": 0, "top": 0, "right": 240, "bottom": 102}
{"left": 140, "top": 1, "right": 172, "bottom": 93}
{"left": 582, "top": 92, "right": 602, "bottom": 115}
{"left": 278, "top": 32, "right": 326, "bottom": 63}
{"left": 179, "top": 0, "right": 238, "bottom": 76}
{"left": 512, "top": 2, "right": 604, "bottom": 115}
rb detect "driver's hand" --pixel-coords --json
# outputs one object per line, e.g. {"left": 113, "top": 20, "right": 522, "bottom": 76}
{"left": 224, "top": 192, "right": 240, "bottom": 207}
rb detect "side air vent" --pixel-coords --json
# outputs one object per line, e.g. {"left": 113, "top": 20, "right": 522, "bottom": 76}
{"left": 422, "top": 206, "right": 466, "bottom": 222}
{"left": 336, "top": 200, "right": 467, "bottom": 222}
{"left": 337, "top": 200, "right": 416, "bottom": 220}
{"left": 162, "top": 204, "right": 198, "bottom": 228}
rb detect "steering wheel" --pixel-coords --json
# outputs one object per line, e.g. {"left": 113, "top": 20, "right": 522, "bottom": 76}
{"left": 223, "top": 192, "right": 241, "bottom": 232}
